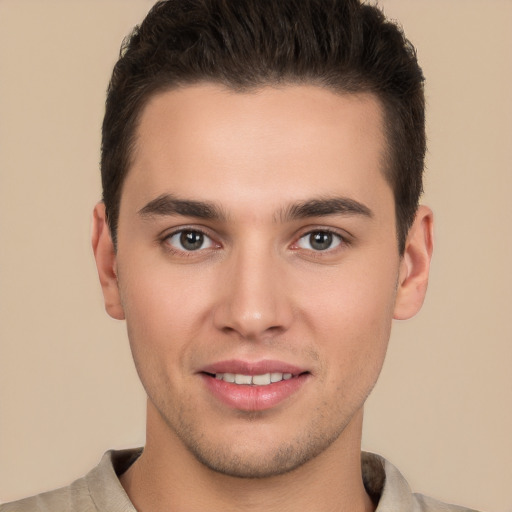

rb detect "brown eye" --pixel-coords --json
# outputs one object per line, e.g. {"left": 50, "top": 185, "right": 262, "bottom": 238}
{"left": 297, "top": 231, "right": 342, "bottom": 251}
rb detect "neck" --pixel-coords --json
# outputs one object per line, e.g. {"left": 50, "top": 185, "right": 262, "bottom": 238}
{"left": 120, "top": 404, "right": 375, "bottom": 512}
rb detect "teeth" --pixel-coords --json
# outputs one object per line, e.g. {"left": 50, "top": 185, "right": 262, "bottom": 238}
{"left": 270, "top": 372, "right": 283, "bottom": 383}
{"left": 235, "top": 374, "right": 252, "bottom": 385}
{"left": 252, "top": 373, "right": 271, "bottom": 385}
{"left": 214, "top": 372, "right": 294, "bottom": 385}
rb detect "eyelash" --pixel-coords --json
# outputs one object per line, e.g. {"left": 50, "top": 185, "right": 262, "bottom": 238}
{"left": 161, "top": 227, "right": 219, "bottom": 256}
{"left": 293, "top": 228, "right": 350, "bottom": 254}
{"left": 160, "top": 227, "right": 350, "bottom": 257}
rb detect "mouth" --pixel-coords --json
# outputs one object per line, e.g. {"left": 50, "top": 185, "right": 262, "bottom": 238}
{"left": 200, "top": 360, "right": 310, "bottom": 411}
{"left": 206, "top": 371, "right": 294, "bottom": 385}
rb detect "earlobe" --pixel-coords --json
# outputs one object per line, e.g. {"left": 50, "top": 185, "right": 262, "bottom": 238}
{"left": 393, "top": 205, "right": 434, "bottom": 320}
{"left": 91, "top": 203, "right": 125, "bottom": 320}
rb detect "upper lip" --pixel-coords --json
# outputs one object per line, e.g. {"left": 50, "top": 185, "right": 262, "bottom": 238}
{"left": 200, "top": 359, "right": 307, "bottom": 376}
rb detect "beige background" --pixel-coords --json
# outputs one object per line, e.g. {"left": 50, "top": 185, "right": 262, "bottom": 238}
{"left": 0, "top": 1, "right": 511, "bottom": 510}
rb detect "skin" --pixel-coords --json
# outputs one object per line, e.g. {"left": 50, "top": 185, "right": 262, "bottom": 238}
{"left": 92, "top": 84, "right": 433, "bottom": 512}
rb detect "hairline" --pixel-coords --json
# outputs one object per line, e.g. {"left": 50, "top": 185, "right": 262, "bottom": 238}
{"left": 108, "top": 79, "right": 405, "bottom": 253}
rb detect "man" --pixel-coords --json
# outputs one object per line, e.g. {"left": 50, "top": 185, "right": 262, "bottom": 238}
{"left": 0, "top": 0, "right": 480, "bottom": 511}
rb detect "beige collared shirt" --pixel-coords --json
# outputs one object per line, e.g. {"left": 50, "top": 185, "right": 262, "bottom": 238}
{"left": 0, "top": 450, "right": 480, "bottom": 512}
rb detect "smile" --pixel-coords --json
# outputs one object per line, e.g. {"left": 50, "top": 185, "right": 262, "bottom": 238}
{"left": 201, "top": 363, "right": 309, "bottom": 411}
{"left": 214, "top": 372, "right": 293, "bottom": 385}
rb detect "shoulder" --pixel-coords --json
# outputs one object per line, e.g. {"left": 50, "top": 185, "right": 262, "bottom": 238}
{"left": 0, "top": 477, "right": 91, "bottom": 512}
{"left": 362, "top": 452, "right": 482, "bottom": 512}
{"left": 412, "top": 493, "right": 481, "bottom": 512}
{"left": 0, "top": 449, "right": 141, "bottom": 512}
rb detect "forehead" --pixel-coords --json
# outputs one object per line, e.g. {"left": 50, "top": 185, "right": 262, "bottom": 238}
{"left": 124, "top": 83, "right": 390, "bottom": 214}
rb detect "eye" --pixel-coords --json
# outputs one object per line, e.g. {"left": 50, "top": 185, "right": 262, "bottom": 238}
{"left": 296, "top": 230, "right": 342, "bottom": 251}
{"left": 166, "top": 229, "right": 215, "bottom": 252}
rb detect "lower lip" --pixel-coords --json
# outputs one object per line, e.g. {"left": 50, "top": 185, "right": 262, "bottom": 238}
{"left": 201, "top": 374, "right": 309, "bottom": 411}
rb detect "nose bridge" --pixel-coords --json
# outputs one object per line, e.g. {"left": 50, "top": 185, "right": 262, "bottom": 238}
{"left": 214, "top": 236, "right": 292, "bottom": 339}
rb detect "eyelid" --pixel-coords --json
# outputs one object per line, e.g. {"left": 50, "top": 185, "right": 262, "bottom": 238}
{"left": 297, "top": 231, "right": 342, "bottom": 251}
{"left": 158, "top": 224, "right": 351, "bottom": 255}
{"left": 160, "top": 225, "right": 222, "bottom": 253}
{"left": 290, "top": 226, "right": 352, "bottom": 251}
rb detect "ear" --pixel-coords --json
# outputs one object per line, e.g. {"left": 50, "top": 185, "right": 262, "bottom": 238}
{"left": 91, "top": 203, "right": 125, "bottom": 320}
{"left": 393, "top": 205, "right": 434, "bottom": 320}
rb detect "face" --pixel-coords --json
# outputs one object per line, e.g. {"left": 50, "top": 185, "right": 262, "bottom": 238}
{"left": 94, "top": 84, "right": 431, "bottom": 478}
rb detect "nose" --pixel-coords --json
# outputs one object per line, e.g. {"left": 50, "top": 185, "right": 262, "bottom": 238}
{"left": 213, "top": 244, "right": 294, "bottom": 341}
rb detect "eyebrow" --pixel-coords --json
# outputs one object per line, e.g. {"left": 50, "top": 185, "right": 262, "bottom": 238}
{"left": 138, "top": 193, "right": 373, "bottom": 223}
{"left": 278, "top": 197, "right": 373, "bottom": 222}
{"left": 138, "top": 194, "right": 227, "bottom": 221}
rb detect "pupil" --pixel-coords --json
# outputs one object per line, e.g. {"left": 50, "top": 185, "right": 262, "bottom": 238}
{"left": 310, "top": 232, "right": 332, "bottom": 250}
{"left": 180, "top": 231, "right": 203, "bottom": 250}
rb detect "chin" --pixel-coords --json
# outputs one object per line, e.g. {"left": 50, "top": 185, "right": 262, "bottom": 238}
{"left": 170, "top": 417, "right": 349, "bottom": 479}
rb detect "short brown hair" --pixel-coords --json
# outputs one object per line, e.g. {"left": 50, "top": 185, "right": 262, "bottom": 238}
{"left": 101, "top": 0, "right": 425, "bottom": 252}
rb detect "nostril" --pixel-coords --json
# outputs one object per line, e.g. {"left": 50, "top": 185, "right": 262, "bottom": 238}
{"left": 212, "top": 286, "right": 294, "bottom": 340}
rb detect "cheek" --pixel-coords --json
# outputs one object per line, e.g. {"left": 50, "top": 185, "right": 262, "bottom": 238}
{"left": 117, "top": 259, "right": 213, "bottom": 382}
{"left": 299, "top": 256, "right": 398, "bottom": 332}
{"left": 296, "top": 257, "right": 398, "bottom": 379}
{"left": 118, "top": 264, "right": 209, "bottom": 410}
{"left": 120, "top": 258, "right": 211, "bottom": 330}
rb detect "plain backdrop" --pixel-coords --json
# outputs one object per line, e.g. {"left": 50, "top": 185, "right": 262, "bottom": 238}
{"left": 0, "top": 1, "right": 511, "bottom": 510}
